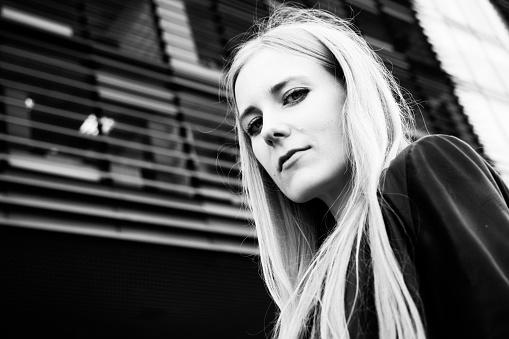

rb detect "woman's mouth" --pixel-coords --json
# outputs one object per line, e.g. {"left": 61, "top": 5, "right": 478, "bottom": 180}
{"left": 278, "top": 146, "right": 311, "bottom": 171}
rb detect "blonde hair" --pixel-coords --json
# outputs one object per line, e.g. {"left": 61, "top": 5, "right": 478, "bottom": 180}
{"left": 223, "top": 7, "right": 425, "bottom": 339}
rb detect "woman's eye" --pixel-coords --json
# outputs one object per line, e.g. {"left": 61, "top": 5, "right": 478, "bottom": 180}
{"left": 283, "top": 88, "right": 309, "bottom": 106}
{"left": 246, "top": 117, "right": 263, "bottom": 137}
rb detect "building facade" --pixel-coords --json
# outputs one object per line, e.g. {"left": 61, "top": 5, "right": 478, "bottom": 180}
{"left": 0, "top": 0, "right": 496, "bottom": 337}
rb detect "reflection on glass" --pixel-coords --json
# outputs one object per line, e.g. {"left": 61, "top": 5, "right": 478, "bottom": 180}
{"left": 414, "top": 0, "right": 509, "bottom": 184}
{"left": 1, "top": 6, "right": 73, "bottom": 36}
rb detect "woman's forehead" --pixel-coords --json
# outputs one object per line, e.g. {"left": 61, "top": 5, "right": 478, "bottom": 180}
{"left": 235, "top": 49, "right": 324, "bottom": 89}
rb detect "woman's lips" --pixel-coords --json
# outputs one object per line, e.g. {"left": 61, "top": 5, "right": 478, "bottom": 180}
{"left": 278, "top": 146, "right": 311, "bottom": 172}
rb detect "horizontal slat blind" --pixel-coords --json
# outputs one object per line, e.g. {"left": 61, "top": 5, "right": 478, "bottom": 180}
{"left": 85, "top": 0, "right": 163, "bottom": 63}
{"left": 154, "top": 0, "right": 243, "bottom": 204}
{"left": 0, "top": 0, "right": 256, "bottom": 255}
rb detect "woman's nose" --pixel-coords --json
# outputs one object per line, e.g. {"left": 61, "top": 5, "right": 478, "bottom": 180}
{"left": 260, "top": 117, "right": 291, "bottom": 146}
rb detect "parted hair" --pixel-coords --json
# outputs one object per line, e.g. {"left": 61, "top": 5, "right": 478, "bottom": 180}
{"left": 223, "top": 6, "right": 425, "bottom": 339}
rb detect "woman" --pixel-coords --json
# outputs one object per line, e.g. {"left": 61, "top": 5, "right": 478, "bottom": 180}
{"left": 222, "top": 7, "right": 509, "bottom": 339}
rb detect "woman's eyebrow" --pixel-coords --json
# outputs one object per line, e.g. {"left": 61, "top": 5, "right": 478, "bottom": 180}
{"left": 239, "top": 76, "right": 307, "bottom": 120}
{"left": 239, "top": 106, "right": 256, "bottom": 121}
{"left": 269, "top": 76, "right": 304, "bottom": 95}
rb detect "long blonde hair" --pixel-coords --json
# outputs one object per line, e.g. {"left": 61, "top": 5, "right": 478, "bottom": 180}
{"left": 223, "top": 7, "right": 425, "bottom": 339}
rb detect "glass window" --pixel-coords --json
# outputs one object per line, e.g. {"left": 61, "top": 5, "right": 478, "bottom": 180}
{"left": 429, "top": 0, "right": 466, "bottom": 25}
{"left": 183, "top": 0, "right": 223, "bottom": 68}
{"left": 85, "top": 0, "right": 163, "bottom": 63}
{"left": 482, "top": 42, "right": 509, "bottom": 96}
{"left": 96, "top": 70, "right": 191, "bottom": 189}
{"left": 1, "top": 43, "right": 102, "bottom": 178}
{"left": 2, "top": 0, "right": 79, "bottom": 36}
{"left": 179, "top": 90, "right": 240, "bottom": 196}
{"left": 450, "top": 27, "right": 502, "bottom": 93}
{"left": 1, "top": 6, "right": 73, "bottom": 37}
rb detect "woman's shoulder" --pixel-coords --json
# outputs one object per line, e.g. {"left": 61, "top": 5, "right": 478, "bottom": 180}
{"left": 385, "top": 134, "right": 491, "bottom": 188}
{"left": 390, "top": 134, "right": 481, "bottom": 171}
{"left": 379, "top": 133, "right": 505, "bottom": 243}
{"left": 382, "top": 134, "right": 509, "bottom": 235}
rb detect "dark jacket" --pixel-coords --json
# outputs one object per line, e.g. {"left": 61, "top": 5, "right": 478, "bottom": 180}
{"left": 347, "top": 135, "right": 509, "bottom": 339}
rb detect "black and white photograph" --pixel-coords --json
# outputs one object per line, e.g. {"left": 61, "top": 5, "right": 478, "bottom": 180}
{"left": 1, "top": 0, "right": 508, "bottom": 338}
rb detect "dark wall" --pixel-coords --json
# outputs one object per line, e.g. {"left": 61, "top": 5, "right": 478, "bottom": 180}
{"left": 1, "top": 226, "right": 274, "bottom": 338}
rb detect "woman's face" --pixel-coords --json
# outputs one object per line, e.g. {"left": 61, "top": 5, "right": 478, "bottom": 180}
{"left": 234, "top": 48, "right": 350, "bottom": 207}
